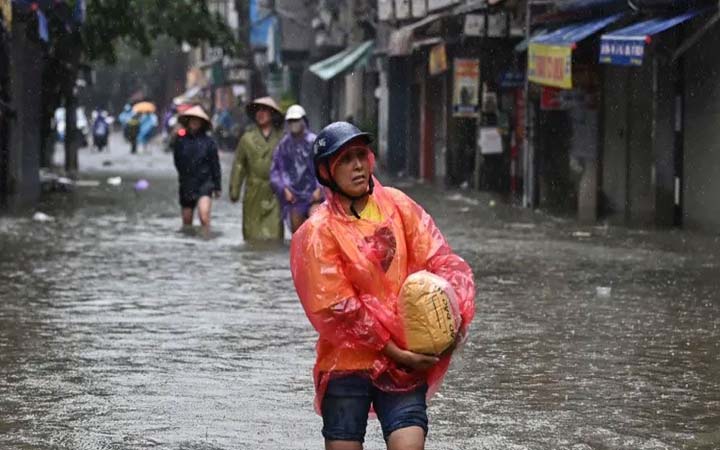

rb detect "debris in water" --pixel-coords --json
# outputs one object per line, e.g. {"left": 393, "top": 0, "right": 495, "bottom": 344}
{"left": 134, "top": 179, "right": 150, "bottom": 191}
{"left": 107, "top": 177, "right": 122, "bottom": 186}
{"left": 75, "top": 180, "right": 101, "bottom": 187}
{"left": 489, "top": 200, "right": 497, "bottom": 207}
{"left": 32, "top": 212, "right": 55, "bottom": 222}
{"left": 102, "top": 160, "right": 113, "bottom": 167}
{"left": 596, "top": 286, "right": 612, "bottom": 298}
{"left": 573, "top": 231, "right": 592, "bottom": 238}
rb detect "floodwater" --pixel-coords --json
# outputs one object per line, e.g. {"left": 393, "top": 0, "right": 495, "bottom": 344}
{"left": 1, "top": 135, "right": 719, "bottom": 449}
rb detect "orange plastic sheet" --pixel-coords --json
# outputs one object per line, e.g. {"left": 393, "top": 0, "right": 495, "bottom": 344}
{"left": 290, "top": 178, "right": 475, "bottom": 412}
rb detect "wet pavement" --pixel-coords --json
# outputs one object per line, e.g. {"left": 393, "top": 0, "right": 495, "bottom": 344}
{"left": 1, "top": 133, "right": 719, "bottom": 449}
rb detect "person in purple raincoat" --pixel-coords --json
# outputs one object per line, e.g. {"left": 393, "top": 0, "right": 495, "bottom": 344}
{"left": 270, "top": 105, "right": 324, "bottom": 233}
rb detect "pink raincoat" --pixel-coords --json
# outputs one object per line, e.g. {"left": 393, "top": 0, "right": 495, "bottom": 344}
{"left": 290, "top": 177, "right": 475, "bottom": 412}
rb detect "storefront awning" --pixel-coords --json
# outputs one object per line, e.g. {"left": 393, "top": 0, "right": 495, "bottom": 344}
{"left": 528, "top": 14, "right": 624, "bottom": 89}
{"left": 531, "top": 13, "right": 624, "bottom": 47}
{"left": 388, "top": 13, "right": 447, "bottom": 56}
{"left": 309, "top": 40, "right": 375, "bottom": 81}
{"left": 514, "top": 28, "right": 548, "bottom": 52}
{"left": 599, "top": 9, "right": 706, "bottom": 66}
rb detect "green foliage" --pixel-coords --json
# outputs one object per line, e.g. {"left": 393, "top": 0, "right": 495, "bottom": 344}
{"left": 81, "top": 0, "right": 243, "bottom": 63}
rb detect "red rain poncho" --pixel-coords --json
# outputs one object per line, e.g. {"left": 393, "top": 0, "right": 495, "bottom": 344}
{"left": 290, "top": 177, "right": 475, "bottom": 412}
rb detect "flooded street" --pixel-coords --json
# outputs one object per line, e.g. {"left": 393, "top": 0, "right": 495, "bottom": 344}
{"left": 1, "top": 135, "right": 719, "bottom": 450}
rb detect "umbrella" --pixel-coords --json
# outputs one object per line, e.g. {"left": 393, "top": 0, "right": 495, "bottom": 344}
{"left": 132, "top": 101, "right": 156, "bottom": 114}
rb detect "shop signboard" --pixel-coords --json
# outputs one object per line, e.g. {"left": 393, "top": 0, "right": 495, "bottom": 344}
{"left": 528, "top": 44, "right": 572, "bottom": 89}
{"left": 452, "top": 58, "right": 480, "bottom": 117}
{"left": 599, "top": 38, "right": 645, "bottom": 66}
{"left": 499, "top": 71, "right": 525, "bottom": 89}
{"left": 479, "top": 127, "right": 503, "bottom": 154}
{"left": 378, "top": 0, "right": 393, "bottom": 21}
{"left": 464, "top": 14, "right": 485, "bottom": 37}
{"left": 412, "top": 0, "right": 427, "bottom": 18}
{"left": 394, "top": 0, "right": 411, "bottom": 19}
{"left": 429, "top": 43, "right": 448, "bottom": 75}
{"left": 487, "top": 12, "right": 508, "bottom": 37}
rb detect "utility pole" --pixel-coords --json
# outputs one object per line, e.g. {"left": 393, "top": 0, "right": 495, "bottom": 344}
{"left": 235, "top": 0, "right": 265, "bottom": 100}
{"left": 522, "top": 0, "right": 553, "bottom": 208}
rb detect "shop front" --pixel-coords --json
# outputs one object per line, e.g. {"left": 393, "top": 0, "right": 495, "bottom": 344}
{"left": 526, "top": 13, "right": 622, "bottom": 221}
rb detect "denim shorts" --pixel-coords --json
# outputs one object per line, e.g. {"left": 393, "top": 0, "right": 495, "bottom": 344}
{"left": 321, "top": 374, "right": 428, "bottom": 443}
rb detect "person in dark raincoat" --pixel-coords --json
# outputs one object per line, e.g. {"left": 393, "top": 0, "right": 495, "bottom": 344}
{"left": 269, "top": 104, "right": 323, "bottom": 233}
{"left": 172, "top": 105, "right": 222, "bottom": 228}
{"left": 229, "top": 97, "right": 284, "bottom": 241}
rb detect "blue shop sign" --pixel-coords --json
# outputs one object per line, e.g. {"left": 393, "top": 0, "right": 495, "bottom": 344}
{"left": 499, "top": 71, "right": 525, "bottom": 88}
{"left": 599, "top": 9, "right": 706, "bottom": 67}
{"left": 599, "top": 38, "right": 646, "bottom": 66}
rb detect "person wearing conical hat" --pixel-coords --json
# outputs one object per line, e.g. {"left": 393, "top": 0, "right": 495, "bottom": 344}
{"left": 229, "top": 96, "right": 285, "bottom": 241}
{"left": 172, "top": 105, "right": 222, "bottom": 229}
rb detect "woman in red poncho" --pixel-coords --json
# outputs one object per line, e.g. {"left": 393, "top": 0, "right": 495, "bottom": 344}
{"left": 290, "top": 122, "right": 475, "bottom": 450}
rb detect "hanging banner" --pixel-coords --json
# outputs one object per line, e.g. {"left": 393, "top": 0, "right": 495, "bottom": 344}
{"left": 479, "top": 127, "right": 503, "bottom": 154}
{"left": 452, "top": 59, "right": 480, "bottom": 117}
{"left": 1, "top": 0, "right": 11, "bottom": 28}
{"left": 429, "top": 43, "right": 448, "bottom": 75}
{"left": 528, "top": 44, "right": 572, "bottom": 89}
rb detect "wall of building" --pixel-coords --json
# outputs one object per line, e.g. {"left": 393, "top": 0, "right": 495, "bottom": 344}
{"left": 683, "top": 24, "right": 720, "bottom": 231}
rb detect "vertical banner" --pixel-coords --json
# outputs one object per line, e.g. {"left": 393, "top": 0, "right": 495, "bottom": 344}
{"left": 528, "top": 44, "right": 572, "bottom": 89}
{"left": 452, "top": 58, "right": 480, "bottom": 117}
{"left": 428, "top": 44, "right": 448, "bottom": 75}
{"left": 1, "top": 0, "right": 11, "bottom": 28}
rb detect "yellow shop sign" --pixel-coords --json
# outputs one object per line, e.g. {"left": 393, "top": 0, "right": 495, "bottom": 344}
{"left": 528, "top": 43, "right": 572, "bottom": 90}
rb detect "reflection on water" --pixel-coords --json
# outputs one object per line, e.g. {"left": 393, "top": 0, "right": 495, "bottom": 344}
{"left": 1, "top": 151, "right": 719, "bottom": 449}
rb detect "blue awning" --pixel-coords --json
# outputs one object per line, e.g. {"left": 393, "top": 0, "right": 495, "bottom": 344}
{"left": 599, "top": 9, "right": 706, "bottom": 66}
{"left": 531, "top": 13, "right": 625, "bottom": 47}
{"left": 515, "top": 28, "right": 548, "bottom": 52}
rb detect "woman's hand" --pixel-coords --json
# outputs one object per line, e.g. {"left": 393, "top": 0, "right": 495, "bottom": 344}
{"left": 311, "top": 188, "right": 323, "bottom": 202}
{"left": 284, "top": 188, "right": 296, "bottom": 204}
{"left": 382, "top": 341, "right": 439, "bottom": 372}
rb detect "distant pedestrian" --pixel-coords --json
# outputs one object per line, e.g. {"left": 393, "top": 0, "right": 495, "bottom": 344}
{"left": 92, "top": 109, "right": 109, "bottom": 152}
{"left": 269, "top": 104, "right": 323, "bottom": 233}
{"left": 125, "top": 114, "right": 140, "bottom": 154}
{"left": 172, "top": 106, "right": 221, "bottom": 229}
{"left": 229, "top": 97, "right": 284, "bottom": 241}
{"left": 138, "top": 112, "right": 158, "bottom": 153}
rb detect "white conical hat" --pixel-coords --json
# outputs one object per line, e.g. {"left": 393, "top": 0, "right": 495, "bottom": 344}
{"left": 285, "top": 104, "right": 307, "bottom": 120}
{"left": 179, "top": 105, "right": 211, "bottom": 124}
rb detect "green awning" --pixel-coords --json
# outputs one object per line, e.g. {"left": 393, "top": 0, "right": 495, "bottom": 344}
{"left": 309, "top": 40, "right": 375, "bottom": 81}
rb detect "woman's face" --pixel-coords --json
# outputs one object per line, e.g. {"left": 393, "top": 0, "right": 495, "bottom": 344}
{"left": 255, "top": 107, "right": 272, "bottom": 127}
{"left": 332, "top": 144, "right": 371, "bottom": 197}
{"left": 188, "top": 117, "right": 203, "bottom": 133}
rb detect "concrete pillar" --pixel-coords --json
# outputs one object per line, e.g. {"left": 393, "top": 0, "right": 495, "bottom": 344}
{"left": 7, "top": 19, "right": 44, "bottom": 209}
{"left": 578, "top": 160, "right": 598, "bottom": 224}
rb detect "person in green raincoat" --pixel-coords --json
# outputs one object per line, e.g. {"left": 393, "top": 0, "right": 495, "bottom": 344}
{"left": 229, "top": 97, "right": 285, "bottom": 241}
